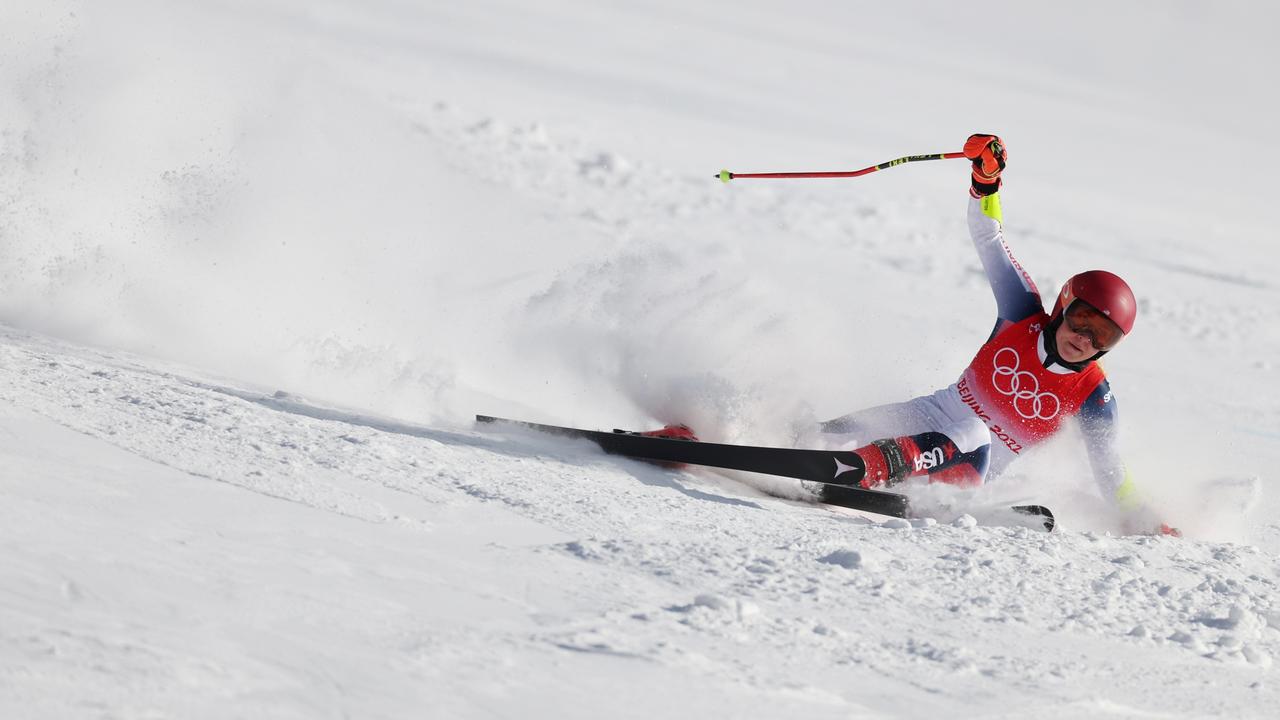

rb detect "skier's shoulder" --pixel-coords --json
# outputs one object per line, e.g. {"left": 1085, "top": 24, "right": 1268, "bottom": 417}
{"left": 1078, "top": 373, "right": 1117, "bottom": 423}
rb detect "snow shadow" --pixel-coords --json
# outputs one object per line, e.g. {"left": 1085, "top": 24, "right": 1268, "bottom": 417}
{"left": 201, "top": 381, "right": 766, "bottom": 510}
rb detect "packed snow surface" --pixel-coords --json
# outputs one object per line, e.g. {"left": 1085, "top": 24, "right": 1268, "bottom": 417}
{"left": 3, "top": 1, "right": 1279, "bottom": 717}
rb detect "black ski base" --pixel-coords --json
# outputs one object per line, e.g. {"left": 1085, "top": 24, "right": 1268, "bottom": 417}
{"left": 475, "top": 415, "right": 1054, "bottom": 531}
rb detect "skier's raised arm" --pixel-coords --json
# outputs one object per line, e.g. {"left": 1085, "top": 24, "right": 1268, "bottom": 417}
{"left": 963, "top": 135, "right": 1042, "bottom": 334}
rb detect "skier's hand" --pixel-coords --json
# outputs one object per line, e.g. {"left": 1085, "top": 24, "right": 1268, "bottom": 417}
{"left": 964, "top": 133, "right": 1006, "bottom": 197}
{"left": 1120, "top": 504, "right": 1181, "bottom": 537}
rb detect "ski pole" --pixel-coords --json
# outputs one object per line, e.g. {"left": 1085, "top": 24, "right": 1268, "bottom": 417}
{"left": 716, "top": 151, "right": 965, "bottom": 183}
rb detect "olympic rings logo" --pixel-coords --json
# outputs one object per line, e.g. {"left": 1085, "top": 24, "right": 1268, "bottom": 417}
{"left": 991, "top": 347, "right": 1061, "bottom": 421}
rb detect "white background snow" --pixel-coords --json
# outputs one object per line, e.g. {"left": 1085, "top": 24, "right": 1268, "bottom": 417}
{"left": 2, "top": 1, "right": 1279, "bottom": 717}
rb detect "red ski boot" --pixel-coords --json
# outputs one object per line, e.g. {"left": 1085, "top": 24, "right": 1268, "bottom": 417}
{"left": 632, "top": 424, "right": 700, "bottom": 469}
{"left": 636, "top": 424, "right": 700, "bottom": 442}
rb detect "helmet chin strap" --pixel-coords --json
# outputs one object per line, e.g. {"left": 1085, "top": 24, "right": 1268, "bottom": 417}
{"left": 1044, "top": 314, "right": 1104, "bottom": 371}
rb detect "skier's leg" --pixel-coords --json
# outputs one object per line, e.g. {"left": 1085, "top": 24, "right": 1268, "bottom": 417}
{"left": 818, "top": 400, "right": 935, "bottom": 446}
{"left": 855, "top": 417, "right": 991, "bottom": 488}
{"left": 820, "top": 396, "right": 992, "bottom": 487}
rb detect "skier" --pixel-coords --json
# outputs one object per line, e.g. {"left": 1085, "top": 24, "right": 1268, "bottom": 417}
{"left": 816, "top": 134, "right": 1175, "bottom": 535}
{"left": 648, "top": 133, "right": 1176, "bottom": 535}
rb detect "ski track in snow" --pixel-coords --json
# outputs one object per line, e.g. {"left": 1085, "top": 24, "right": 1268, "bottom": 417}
{"left": 3, "top": 325, "right": 1279, "bottom": 717}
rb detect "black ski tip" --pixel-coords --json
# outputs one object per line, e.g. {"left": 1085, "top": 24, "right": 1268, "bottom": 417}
{"left": 1011, "top": 504, "right": 1056, "bottom": 532}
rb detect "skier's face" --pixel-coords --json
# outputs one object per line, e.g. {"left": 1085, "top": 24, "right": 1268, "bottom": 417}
{"left": 1055, "top": 321, "right": 1096, "bottom": 363}
{"left": 1055, "top": 302, "right": 1124, "bottom": 362}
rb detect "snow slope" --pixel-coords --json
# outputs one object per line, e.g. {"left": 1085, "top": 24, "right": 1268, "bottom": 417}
{"left": 4, "top": 326, "right": 1279, "bottom": 718}
{"left": 3, "top": 0, "right": 1280, "bottom": 717}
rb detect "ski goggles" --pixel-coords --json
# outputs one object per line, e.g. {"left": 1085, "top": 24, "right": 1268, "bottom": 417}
{"left": 1064, "top": 301, "right": 1125, "bottom": 351}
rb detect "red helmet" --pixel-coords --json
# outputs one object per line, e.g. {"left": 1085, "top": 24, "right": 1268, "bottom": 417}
{"left": 1050, "top": 270, "right": 1137, "bottom": 335}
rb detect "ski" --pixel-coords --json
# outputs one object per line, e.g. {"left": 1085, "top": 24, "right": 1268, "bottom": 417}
{"left": 1008, "top": 504, "right": 1055, "bottom": 531}
{"left": 476, "top": 414, "right": 907, "bottom": 517}
{"left": 475, "top": 415, "right": 1055, "bottom": 530}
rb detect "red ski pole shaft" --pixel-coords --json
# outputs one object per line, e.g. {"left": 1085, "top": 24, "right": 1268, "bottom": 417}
{"left": 716, "top": 151, "right": 965, "bottom": 183}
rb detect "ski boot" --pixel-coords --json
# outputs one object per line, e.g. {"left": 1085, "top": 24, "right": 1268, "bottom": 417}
{"left": 636, "top": 424, "right": 699, "bottom": 442}
{"left": 629, "top": 423, "right": 699, "bottom": 469}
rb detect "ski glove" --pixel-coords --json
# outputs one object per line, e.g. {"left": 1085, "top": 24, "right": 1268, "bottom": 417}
{"left": 1120, "top": 504, "right": 1181, "bottom": 538}
{"left": 964, "top": 133, "right": 1006, "bottom": 197}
